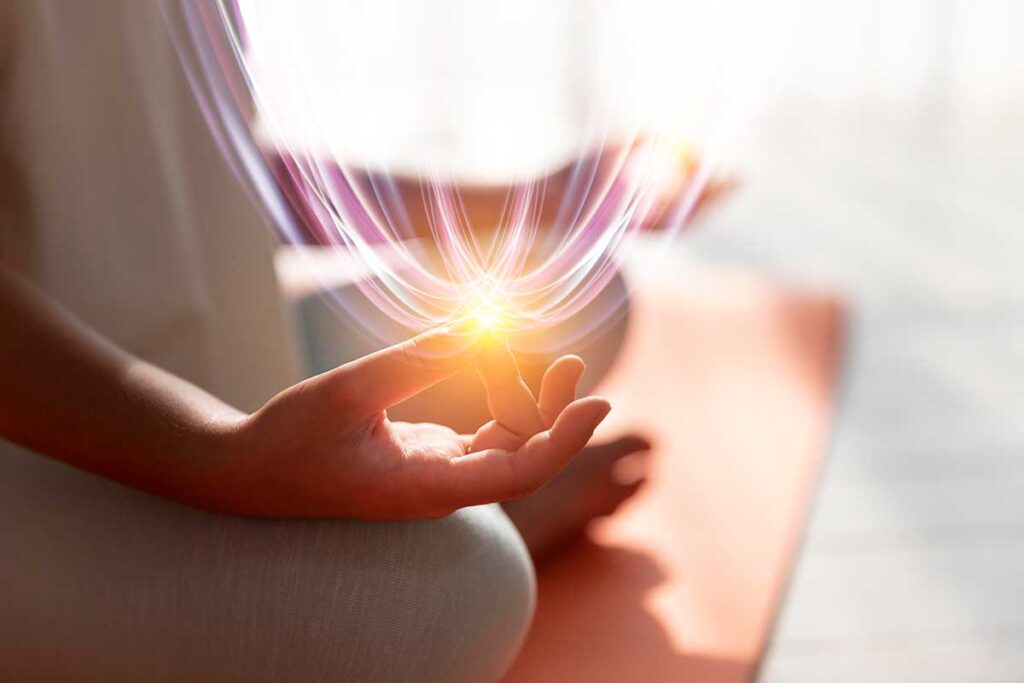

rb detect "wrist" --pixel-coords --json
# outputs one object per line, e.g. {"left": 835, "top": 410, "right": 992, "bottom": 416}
{"left": 167, "top": 408, "right": 252, "bottom": 515}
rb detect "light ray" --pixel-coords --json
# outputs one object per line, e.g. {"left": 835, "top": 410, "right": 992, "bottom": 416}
{"left": 166, "top": 0, "right": 750, "bottom": 351}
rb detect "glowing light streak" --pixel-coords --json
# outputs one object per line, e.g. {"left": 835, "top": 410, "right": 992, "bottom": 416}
{"left": 166, "top": 0, "right": 755, "bottom": 351}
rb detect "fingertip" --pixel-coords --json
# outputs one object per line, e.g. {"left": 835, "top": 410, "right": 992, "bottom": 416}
{"left": 563, "top": 395, "right": 611, "bottom": 422}
{"left": 567, "top": 357, "right": 587, "bottom": 389}
{"left": 577, "top": 397, "right": 612, "bottom": 432}
{"left": 550, "top": 396, "right": 612, "bottom": 450}
{"left": 543, "top": 354, "right": 586, "bottom": 384}
{"left": 586, "top": 395, "right": 613, "bottom": 422}
{"left": 561, "top": 354, "right": 586, "bottom": 375}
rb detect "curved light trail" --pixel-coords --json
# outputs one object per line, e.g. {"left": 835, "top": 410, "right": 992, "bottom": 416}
{"left": 167, "top": 0, "right": 735, "bottom": 350}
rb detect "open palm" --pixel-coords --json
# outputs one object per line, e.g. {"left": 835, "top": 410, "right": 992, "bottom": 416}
{"left": 205, "top": 326, "right": 609, "bottom": 519}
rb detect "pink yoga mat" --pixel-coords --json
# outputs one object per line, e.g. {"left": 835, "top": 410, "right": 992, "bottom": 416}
{"left": 505, "top": 268, "right": 845, "bottom": 683}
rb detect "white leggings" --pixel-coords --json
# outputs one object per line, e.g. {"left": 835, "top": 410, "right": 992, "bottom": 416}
{"left": 0, "top": 442, "right": 535, "bottom": 682}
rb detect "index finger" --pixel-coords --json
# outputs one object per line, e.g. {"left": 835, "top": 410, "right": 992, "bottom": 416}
{"left": 337, "top": 322, "right": 480, "bottom": 413}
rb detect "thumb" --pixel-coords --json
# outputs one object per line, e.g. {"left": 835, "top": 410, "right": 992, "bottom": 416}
{"left": 337, "top": 322, "right": 480, "bottom": 413}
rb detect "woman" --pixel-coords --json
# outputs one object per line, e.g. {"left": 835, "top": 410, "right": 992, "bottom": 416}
{"left": 0, "top": 2, "right": 653, "bottom": 680}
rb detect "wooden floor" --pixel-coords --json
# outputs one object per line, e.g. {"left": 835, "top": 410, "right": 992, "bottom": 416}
{"left": 684, "top": 107, "right": 1024, "bottom": 682}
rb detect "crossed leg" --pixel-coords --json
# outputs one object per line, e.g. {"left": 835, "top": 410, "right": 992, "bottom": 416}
{"left": 0, "top": 442, "right": 534, "bottom": 683}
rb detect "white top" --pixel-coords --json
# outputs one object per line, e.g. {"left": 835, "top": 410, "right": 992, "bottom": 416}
{"left": 1, "top": 0, "right": 299, "bottom": 412}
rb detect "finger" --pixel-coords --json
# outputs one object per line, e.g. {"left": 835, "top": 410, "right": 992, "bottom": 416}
{"left": 538, "top": 355, "right": 586, "bottom": 428}
{"left": 338, "top": 323, "right": 479, "bottom": 413}
{"left": 471, "top": 420, "right": 525, "bottom": 452}
{"left": 546, "top": 396, "right": 612, "bottom": 460}
{"left": 475, "top": 337, "right": 544, "bottom": 436}
{"left": 437, "top": 396, "right": 611, "bottom": 507}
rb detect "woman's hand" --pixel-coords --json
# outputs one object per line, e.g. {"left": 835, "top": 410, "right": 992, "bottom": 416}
{"left": 202, "top": 326, "right": 609, "bottom": 519}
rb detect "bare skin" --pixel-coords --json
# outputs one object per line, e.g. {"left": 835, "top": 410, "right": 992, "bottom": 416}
{"left": 323, "top": 138, "right": 731, "bottom": 548}
{"left": 0, "top": 12, "right": 648, "bottom": 544}
{"left": 0, "top": 267, "right": 626, "bottom": 520}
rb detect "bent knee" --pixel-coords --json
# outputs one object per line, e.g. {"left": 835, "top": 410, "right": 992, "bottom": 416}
{"left": 0, "top": 448, "right": 535, "bottom": 683}
{"left": 402, "top": 504, "right": 535, "bottom": 681}
{"left": 262, "top": 503, "right": 536, "bottom": 682}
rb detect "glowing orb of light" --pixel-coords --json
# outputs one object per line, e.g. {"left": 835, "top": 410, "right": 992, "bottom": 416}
{"left": 463, "top": 295, "right": 509, "bottom": 337}
{"left": 170, "top": 0, "right": 763, "bottom": 350}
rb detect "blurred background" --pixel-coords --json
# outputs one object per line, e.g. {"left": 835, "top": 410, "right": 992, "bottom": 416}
{"left": 244, "top": 1, "right": 1024, "bottom": 679}
{"left": 694, "top": 3, "right": 1024, "bottom": 681}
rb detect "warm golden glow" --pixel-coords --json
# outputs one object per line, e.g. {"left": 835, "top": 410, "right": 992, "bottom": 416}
{"left": 458, "top": 289, "right": 510, "bottom": 337}
{"left": 468, "top": 299, "right": 505, "bottom": 334}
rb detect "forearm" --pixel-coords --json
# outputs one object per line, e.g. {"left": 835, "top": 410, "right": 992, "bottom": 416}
{"left": 0, "top": 268, "right": 243, "bottom": 506}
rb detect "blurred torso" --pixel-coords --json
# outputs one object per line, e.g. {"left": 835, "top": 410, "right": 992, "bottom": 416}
{"left": 0, "top": 0, "right": 298, "bottom": 412}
